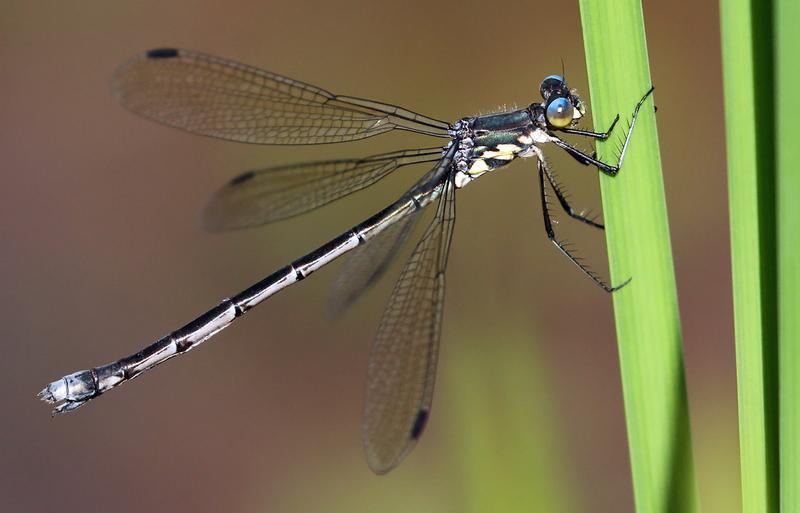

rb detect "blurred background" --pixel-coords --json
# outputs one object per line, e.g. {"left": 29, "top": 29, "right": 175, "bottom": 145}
{"left": 1, "top": 1, "right": 736, "bottom": 512}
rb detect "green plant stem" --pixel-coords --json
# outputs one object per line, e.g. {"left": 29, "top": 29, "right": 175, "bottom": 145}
{"left": 578, "top": 2, "right": 698, "bottom": 513}
{"left": 777, "top": 0, "right": 800, "bottom": 509}
{"left": 720, "top": 0, "right": 779, "bottom": 511}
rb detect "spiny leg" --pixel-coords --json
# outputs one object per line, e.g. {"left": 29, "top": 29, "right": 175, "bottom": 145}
{"left": 541, "top": 162, "right": 604, "bottom": 230}
{"left": 537, "top": 159, "right": 629, "bottom": 292}
{"left": 561, "top": 116, "right": 620, "bottom": 166}
{"left": 550, "top": 86, "right": 654, "bottom": 176}
{"left": 564, "top": 145, "right": 598, "bottom": 167}
{"left": 560, "top": 114, "right": 620, "bottom": 140}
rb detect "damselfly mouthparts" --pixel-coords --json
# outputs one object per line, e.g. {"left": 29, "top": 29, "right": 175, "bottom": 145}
{"left": 40, "top": 49, "right": 654, "bottom": 474}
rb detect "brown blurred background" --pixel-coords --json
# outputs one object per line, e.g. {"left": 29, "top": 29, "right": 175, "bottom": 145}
{"left": 1, "top": 1, "right": 735, "bottom": 512}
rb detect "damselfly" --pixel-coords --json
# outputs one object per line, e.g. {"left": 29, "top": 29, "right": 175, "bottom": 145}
{"left": 40, "top": 48, "right": 654, "bottom": 474}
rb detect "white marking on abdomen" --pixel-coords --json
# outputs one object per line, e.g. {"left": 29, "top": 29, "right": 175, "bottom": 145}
{"left": 297, "top": 234, "right": 360, "bottom": 275}
{"left": 237, "top": 269, "right": 297, "bottom": 311}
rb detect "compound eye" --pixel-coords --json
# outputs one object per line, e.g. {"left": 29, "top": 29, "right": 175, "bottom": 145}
{"left": 540, "top": 75, "right": 566, "bottom": 100}
{"left": 546, "top": 97, "right": 574, "bottom": 128}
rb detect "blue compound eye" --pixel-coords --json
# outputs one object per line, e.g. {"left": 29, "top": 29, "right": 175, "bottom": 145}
{"left": 546, "top": 97, "right": 574, "bottom": 128}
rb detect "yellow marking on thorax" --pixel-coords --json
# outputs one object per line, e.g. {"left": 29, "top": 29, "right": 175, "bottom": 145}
{"left": 468, "top": 159, "right": 490, "bottom": 174}
{"left": 497, "top": 143, "right": 522, "bottom": 153}
{"left": 481, "top": 143, "right": 522, "bottom": 161}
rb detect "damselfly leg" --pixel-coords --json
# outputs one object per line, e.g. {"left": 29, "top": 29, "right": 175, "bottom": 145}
{"left": 550, "top": 86, "right": 655, "bottom": 175}
{"left": 542, "top": 165, "right": 605, "bottom": 230}
{"left": 537, "top": 158, "right": 629, "bottom": 292}
{"left": 535, "top": 86, "right": 655, "bottom": 289}
{"left": 560, "top": 113, "right": 620, "bottom": 140}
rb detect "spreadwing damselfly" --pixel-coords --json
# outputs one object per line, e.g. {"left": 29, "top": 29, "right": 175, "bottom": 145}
{"left": 40, "top": 48, "right": 654, "bottom": 474}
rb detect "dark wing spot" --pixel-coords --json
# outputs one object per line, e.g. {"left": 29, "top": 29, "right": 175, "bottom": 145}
{"left": 146, "top": 48, "right": 179, "bottom": 59}
{"left": 229, "top": 170, "right": 256, "bottom": 186}
{"left": 410, "top": 409, "right": 429, "bottom": 440}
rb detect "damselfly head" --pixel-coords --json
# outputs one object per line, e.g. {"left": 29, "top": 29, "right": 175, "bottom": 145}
{"left": 539, "top": 75, "right": 569, "bottom": 100}
{"left": 539, "top": 75, "right": 585, "bottom": 129}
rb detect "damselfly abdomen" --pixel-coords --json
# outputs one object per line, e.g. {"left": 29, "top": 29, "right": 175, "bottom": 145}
{"left": 40, "top": 49, "right": 653, "bottom": 474}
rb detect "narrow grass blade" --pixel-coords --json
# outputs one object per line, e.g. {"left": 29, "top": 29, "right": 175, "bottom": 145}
{"left": 777, "top": 0, "right": 800, "bottom": 509}
{"left": 720, "top": 0, "right": 779, "bottom": 511}
{"left": 578, "top": 2, "right": 699, "bottom": 513}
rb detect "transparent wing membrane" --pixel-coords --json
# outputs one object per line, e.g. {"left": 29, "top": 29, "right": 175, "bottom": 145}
{"left": 112, "top": 49, "right": 451, "bottom": 145}
{"left": 362, "top": 172, "right": 456, "bottom": 474}
{"left": 327, "top": 209, "right": 422, "bottom": 318}
{"left": 203, "top": 148, "right": 442, "bottom": 231}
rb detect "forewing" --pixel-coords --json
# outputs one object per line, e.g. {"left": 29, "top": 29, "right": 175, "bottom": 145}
{"left": 362, "top": 173, "right": 456, "bottom": 474}
{"left": 203, "top": 148, "right": 441, "bottom": 231}
{"left": 112, "top": 49, "right": 450, "bottom": 145}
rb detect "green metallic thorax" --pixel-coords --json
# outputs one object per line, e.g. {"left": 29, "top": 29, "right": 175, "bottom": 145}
{"left": 471, "top": 109, "right": 531, "bottom": 132}
{"left": 464, "top": 108, "right": 538, "bottom": 179}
